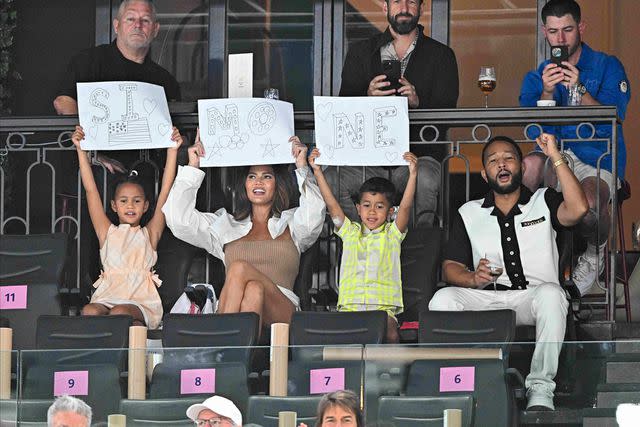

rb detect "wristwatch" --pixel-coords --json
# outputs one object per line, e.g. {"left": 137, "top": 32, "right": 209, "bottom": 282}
{"left": 576, "top": 82, "right": 587, "bottom": 95}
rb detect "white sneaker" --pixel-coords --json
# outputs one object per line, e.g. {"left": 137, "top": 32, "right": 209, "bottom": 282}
{"left": 526, "top": 383, "right": 555, "bottom": 410}
{"left": 572, "top": 243, "right": 606, "bottom": 296}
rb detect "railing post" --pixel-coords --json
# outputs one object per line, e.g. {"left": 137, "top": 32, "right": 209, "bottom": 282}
{"left": 0, "top": 327, "right": 11, "bottom": 399}
{"left": 270, "top": 322, "right": 289, "bottom": 396}
{"left": 128, "top": 325, "right": 147, "bottom": 399}
{"left": 443, "top": 408, "right": 462, "bottom": 427}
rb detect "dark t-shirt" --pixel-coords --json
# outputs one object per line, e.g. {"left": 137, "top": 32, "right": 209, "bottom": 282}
{"left": 57, "top": 41, "right": 180, "bottom": 101}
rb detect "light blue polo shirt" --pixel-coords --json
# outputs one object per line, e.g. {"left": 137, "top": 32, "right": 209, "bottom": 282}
{"left": 519, "top": 43, "right": 630, "bottom": 179}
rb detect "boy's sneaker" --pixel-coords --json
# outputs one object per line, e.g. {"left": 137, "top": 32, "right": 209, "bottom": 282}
{"left": 572, "top": 243, "right": 606, "bottom": 296}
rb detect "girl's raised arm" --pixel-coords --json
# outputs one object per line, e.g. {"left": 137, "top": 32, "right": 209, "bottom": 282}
{"left": 72, "top": 125, "right": 112, "bottom": 246}
{"left": 146, "top": 127, "right": 184, "bottom": 248}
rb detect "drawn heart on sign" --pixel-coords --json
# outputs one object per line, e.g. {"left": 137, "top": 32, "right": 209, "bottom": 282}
{"left": 158, "top": 122, "right": 170, "bottom": 135}
{"left": 385, "top": 152, "right": 398, "bottom": 163}
{"left": 88, "top": 126, "right": 99, "bottom": 140}
{"left": 316, "top": 103, "right": 333, "bottom": 121}
{"left": 144, "top": 98, "right": 157, "bottom": 115}
{"left": 324, "top": 144, "right": 335, "bottom": 159}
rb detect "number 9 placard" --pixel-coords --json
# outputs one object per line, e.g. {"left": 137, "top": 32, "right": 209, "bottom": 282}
{"left": 439, "top": 366, "right": 475, "bottom": 392}
{"left": 54, "top": 370, "right": 89, "bottom": 396}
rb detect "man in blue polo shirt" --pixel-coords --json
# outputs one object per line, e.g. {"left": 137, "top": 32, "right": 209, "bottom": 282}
{"left": 519, "top": 0, "right": 630, "bottom": 296}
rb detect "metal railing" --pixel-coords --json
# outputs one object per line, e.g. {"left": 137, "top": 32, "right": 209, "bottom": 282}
{"left": 0, "top": 106, "right": 620, "bottom": 320}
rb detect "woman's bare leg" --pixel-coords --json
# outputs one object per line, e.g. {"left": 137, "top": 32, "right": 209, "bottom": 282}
{"left": 218, "top": 260, "right": 295, "bottom": 326}
{"left": 110, "top": 304, "right": 146, "bottom": 326}
{"left": 81, "top": 303, "right": 109, "bottom": 316}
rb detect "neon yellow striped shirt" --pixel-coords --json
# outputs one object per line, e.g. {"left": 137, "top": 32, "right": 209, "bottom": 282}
{"left": 335, "top": 217, "right": 406, "bottom": 314}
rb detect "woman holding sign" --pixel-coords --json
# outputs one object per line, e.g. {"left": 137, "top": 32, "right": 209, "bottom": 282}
{"left": 163, "top": 131, "right": 325, "bottom": 330}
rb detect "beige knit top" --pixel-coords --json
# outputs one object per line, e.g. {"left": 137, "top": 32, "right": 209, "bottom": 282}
{"left": 224, "top": 238, "right": 300, "bottom": 291}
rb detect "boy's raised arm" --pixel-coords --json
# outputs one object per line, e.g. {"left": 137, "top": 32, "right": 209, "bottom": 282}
{"left": 395, "top": 152, "right": 418, "bottom": 233}
{"left": 309, "top": 148, "right": 346, "bottom": 229}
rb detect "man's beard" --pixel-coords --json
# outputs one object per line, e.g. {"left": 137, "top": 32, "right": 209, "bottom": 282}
{"left": 487, "top": 169, "right": 523, "bottom": 195}
{"left": 388, "top": 12, "right": 419, "bottom": 35}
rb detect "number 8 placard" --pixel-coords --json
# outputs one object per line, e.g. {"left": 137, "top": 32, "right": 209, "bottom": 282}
{"left": 180, "top": 368, "right": 215, "bottom": 394}
{"left": 439, "top": 366, "right": 475, "bottom": 392}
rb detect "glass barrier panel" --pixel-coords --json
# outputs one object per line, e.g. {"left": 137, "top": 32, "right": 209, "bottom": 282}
{"left": 228, "top": 0, "right": 316, "bottom": 109}
{"left": 363, "top": 340, "right": 640, "bottom": 426}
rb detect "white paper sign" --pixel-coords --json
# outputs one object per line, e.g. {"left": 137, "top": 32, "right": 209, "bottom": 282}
{"left": 313, "top": 96, "right": 409, "bottom": 166}
{"left": 228, "top": 53, "right": 253, "bottom": 98}
{"left": 197, "top": 98, "right": 295, "bottom": 167}
{"left": 77, "top": 81, "right": 174, "bottom": 151}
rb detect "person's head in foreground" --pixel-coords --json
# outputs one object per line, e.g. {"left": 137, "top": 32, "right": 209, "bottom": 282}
{"left": 186, "top": 395, "right": 243, "bottom": 426}
{"left": 352, "top": 177, "right": 397, "bottom": 230}
{"left": 480, "top": 136, "right": 524, "bottom": 195}
{"left": 315, "top": 390, "right": 363, "bottom": 427}
{"left": 47, "top": 395, "right": 92, "bottom": 427}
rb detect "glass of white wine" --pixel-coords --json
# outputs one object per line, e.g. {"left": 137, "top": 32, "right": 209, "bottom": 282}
{"left": 478, "top": 66, "right": 497, "bottom": 108}
{"left": 485, "top": 253, "right": 503, "bottom": 294}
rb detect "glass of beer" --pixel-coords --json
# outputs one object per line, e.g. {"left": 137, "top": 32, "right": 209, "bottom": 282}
{"left": 478, "top": 66, "right": 497, "bottom": 108}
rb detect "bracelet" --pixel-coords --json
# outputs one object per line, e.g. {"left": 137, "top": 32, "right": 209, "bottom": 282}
{"left": 552, "top": 156, "right": 567, "bottom": 169}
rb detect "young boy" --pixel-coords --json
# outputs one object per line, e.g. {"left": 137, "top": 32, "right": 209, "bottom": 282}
{"left": 309, "top": 149, "right": 418, "bottom": 342}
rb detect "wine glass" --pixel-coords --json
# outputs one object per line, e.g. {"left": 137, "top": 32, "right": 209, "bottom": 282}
{"left": 478, "top": 66, "right": 497, "bottom": 108}
{"left": 485, "top": 253, "right": 503, "bottom": 293}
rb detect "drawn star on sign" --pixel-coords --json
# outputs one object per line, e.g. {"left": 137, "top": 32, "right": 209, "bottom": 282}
{"left": 261, "top": 139, "right": 279, "bottom": 157}
{"left": 209, "top": 140, "right": 225, "bottom": 157}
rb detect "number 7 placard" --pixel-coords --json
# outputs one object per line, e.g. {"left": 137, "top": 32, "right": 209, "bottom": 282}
{"left": 310, "top": 367, "right": 345, "bottom": 394}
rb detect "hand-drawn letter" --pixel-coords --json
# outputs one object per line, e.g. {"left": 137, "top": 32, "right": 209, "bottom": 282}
{"left": 207, "top": 104, "right": 249, "bottom": 149}
{"left": 374, "top": 106, "right": 397, "bottom": 148}
{"left": 108, "top": 83, "right": 152, "bottom": 146}
{"left": 248, "top": 102, "right": 277, "bottom": 135}
{"left": 89, "top": 89, "right": 110, "bottom": 124}
{"left": 333, "top": 113, "right": 365, "bottom": 149}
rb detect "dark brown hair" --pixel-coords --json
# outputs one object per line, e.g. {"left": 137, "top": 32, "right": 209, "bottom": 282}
{"left": 232, "top": 164, "right": 296, "bottom": 221}
{"left": 315, "top": 390, "right": 363, "bottom": 427}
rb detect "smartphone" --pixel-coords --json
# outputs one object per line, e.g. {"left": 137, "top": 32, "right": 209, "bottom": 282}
{"left": 382, "top": 60, "right": 401, "bottom": 92}
{"left": 550, "top": 45, "right": 569, "bottom": 68}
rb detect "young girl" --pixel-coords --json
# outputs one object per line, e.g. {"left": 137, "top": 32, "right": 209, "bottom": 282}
{"left": 309, "top": 149, "right": 418, "bottom": 343}
{"left": 72, "top": 125, "right": 183, "bottom": 329}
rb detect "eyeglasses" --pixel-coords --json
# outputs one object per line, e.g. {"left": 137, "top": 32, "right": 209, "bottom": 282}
{"left": 194, "top": 418, "right": 232, "bottom": 427}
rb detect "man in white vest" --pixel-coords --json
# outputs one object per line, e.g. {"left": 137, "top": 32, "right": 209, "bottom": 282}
{"left": 429, "top": 133, "right": 589, "bottom": 411}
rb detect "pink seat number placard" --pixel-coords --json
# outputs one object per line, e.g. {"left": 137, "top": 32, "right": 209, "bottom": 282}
{"left": 54, "top": 370, "right": 89, "bottom": 396}
{"left": 310, "top": 368, "right": 345, "bottom": 394}
{"left": 439, "top": 366, "right": 475, "bottom": 392}
{"left": 0, "top": 285, "right": 28, "bottom": 310}
{"left": 180, "top": 368, "right": 215, "bottom": 394}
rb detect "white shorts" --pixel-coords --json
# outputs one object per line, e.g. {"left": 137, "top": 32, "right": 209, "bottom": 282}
{"left": 556, "top": 149, "right": 619, "bottom": 198}
{"left": 278, "top": 285, "right": 301, "bottom": 311}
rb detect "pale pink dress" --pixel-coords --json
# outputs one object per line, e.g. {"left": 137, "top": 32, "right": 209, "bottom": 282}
{"left": 90, "top": 224, "right": 163, "bottom": 329}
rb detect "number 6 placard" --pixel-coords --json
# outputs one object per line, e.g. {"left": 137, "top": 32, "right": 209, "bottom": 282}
{"left": 439, "top": 366, "right": 475, "bottom": 392}
{"left": 180, "top": 368, "right": 216, "bottom": 394}
{"left": 54, "top": 370, "right": 89, "bottom": 396}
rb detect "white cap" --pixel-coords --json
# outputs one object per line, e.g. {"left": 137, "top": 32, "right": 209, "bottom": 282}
{"left": 186, "top": 395, "right": 242, "bottom": 426}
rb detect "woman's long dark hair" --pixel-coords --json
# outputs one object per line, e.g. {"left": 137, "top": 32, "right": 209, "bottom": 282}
{"left": 232, "top": 164, "right": 298, "bottom": 221}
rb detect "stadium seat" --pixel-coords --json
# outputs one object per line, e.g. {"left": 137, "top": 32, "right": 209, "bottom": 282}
{"left": 154, "top": 230, "right": 200, "bottom": 313}
{"left": 378, "top": 396, "right": 473, "bottom": 427}
{"left": 161, "top": 312, "right": 259, "bottom": 367}
{"left": 15, "top": 399, "right": 52, "bottom": 425}
{"left": 149, "top": 313, "right": 260, "bottom": 413}
{"left": 19, "top": 315, "right": 133, "bottom": 423}
{"left": 246, "top": 395, "right": 321, "bottom": 427}
{"left": 399, "top": 227, "right": 444, "bottom": 323}
{"left": 289, "top": 311, "right": 387, "bottom": 361}
{"left": 0, "top": 233, "right": 68, "bottom": 349}
{"left": 120, "top": 397, "right": 202, "bottom": 427}
{"left": 406, "top": 358, "right": 513, "bottom": 427}
{"left": 418, "top": 309, "right": 516, "bottom": 350}
{"left": 0, "top": 399, "right": 17, "bottom": 425}
{"left": 293, "top": 241, "right": 321, "bottom": 311}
